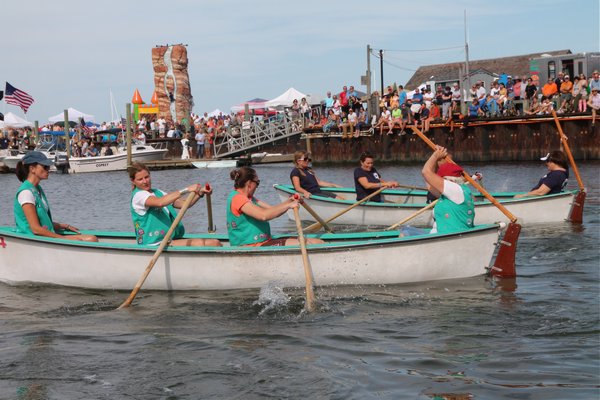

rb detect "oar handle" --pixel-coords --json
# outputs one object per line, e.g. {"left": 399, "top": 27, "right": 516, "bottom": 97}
{"left": 410, "top": 125, "right": 519, "bottom": 223}
{"left": 293, "top": 194, "right": 334, "bottom": 233}
{"left": 304, "top": 186, "right": 387, "bottom": 232}
{"left": 385, "top": 199, "right": 438, "bottom": 231}
{"left": 205, "top": 183, "right": 215, "bottom": 233}
{"left": 293, "top": 206, "right": 316, "bottom": 312}
{"left": 118, "top": 192, "right": 197, "bottom": 309}
{"left": 551, "top": 110, "right": 585, "bottom": 191}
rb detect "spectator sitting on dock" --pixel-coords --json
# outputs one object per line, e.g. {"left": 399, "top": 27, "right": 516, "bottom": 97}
{"left": 374, "top": 106, "right": 392, "bottom": 136}
{"left": 354, "top": 107, "right": 368, "bottom": 137}
{"left": 542, "top": 78, "right": 558, "bottom": 99}
{"left": 525, "top": 77, "right": 538, "bottom": 102}
{"left": 322, "top": 109, "right": 338, "bottom": 134}
{"left": 524, "top": 97, "right": 541, "bottom": 115}
{"left": 557, "top": 75, "right": 573, "bottom": 113}
{"left": 588, "top": 88, "right": 600, "bottom": 126}
{"left": 539, "top": 96, "right": 554, "bottom": 115}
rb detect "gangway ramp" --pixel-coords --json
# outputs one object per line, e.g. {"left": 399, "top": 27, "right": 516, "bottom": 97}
{"left": 214, "top": 115, "right": 302, "bottom": 159}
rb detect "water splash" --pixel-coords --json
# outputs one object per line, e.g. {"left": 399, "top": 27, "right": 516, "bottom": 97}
{"left": 252, "top": 282, "right": 290, "bottom": 316}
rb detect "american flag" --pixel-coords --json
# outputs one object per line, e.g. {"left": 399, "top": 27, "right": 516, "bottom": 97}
{"left": 4, "top": 82, "right": 34, "bottom": 113}
{"left": 79, "top": 117, "right": 94, "bottom": 136}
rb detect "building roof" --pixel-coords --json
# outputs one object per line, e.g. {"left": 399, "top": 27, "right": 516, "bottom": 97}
{"left": 404, "top": 49, "right": 572, "bottom": 89}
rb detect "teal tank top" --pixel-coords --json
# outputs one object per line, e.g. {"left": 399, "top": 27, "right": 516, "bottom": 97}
{"left": 226, "top": 190, "right": 271, "bottom": 246}
{"left": 14, "top": 180, "right": 55, "bottom": 234}
{"left": 130, "top": 187, "right": 185, "bottom": 245}
{"left": 433, "top": 183, "right": 475, "bottom": 233}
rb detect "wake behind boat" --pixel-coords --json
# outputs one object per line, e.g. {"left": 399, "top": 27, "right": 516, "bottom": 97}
{"left": 0, "top": 224, "right": 508, "bottom": 291}
{"left": 274, "top": 184, "right": 577, "bottom": 226}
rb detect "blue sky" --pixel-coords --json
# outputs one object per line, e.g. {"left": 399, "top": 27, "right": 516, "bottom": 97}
{"left": 2, "top": 0, "right": 598, "bottom": 124}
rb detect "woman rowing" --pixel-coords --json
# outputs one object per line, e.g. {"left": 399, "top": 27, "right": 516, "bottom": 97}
{"left": 353, "top": 152, "right": 399, "bottom": 202}
{"left": 290, "top": 150, "right": 344, "bottom": 199}
{"left": 422, "top": 146, "right": 475, "bottom": 233}
{"left": 514, "top": 151, "right": 569, "bottom": 198}
{"left": 128, "top": 162, "right": 221, "bottom": 246}
{"left": 14, "top": 151, "right": 98, "bottom": 241}
{"left": 227, "top": 166, "right": 324, "bottom": 247}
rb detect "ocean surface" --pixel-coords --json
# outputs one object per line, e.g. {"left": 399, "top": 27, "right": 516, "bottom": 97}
{"left": 0, "top": 160, "right": 598, "bottom": 399}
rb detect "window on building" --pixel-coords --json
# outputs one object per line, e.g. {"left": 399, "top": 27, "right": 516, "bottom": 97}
{"left": 548, "top": 61, "right": 556, "bottom": 80}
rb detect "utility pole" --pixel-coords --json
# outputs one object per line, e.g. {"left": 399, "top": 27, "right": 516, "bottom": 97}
{"left": 464, "top": 9, "right": 471, "bottom": 104}
{"left": 379, "top": 49, "right": 384, "bottom": 95}
{"left": 366, "top": 45, "right": 372, "bottom": 98}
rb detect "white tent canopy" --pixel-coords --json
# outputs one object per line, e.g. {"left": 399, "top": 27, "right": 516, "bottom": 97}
{"left": 207, "top": 109, "right": 224, "bottom": 117}
{"left": 265, "top": 87, "right": 308, "bottom": 108}
{"left": 0, "top": 112, "right": 34, "bottom": 128}
{"left": 48, "top": 107, "right": 95, "bottom": 123}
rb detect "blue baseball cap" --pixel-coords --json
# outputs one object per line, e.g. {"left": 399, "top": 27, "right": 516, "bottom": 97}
{"left": 22, "top": 151, "right": 53, "bottom": 166}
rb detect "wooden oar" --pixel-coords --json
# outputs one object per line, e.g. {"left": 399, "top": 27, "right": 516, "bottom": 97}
{"left": 293, "top": 205, "right": 316, "bottom": 312}
{"left": 410, "top": 125, "right": 520, "bottom": 278}
{"left": 396, "top": 183, "right": 428, "bottom": 191}
{"left": 300, "top": 200, "right": 333, "bottom": 233}
{"left": 551, "top": 110, "right": 586, "bottom": 223}
{"left": 205, "top": 183, "right": 215, "bottom": 233}
{"left": 118, "top": 192, "right": 197, "bottom": 309}
{"left": 303, "top": 187, "right": 387, "bottom": 233}
{"left": 385, "top": 200, "right": 438, "bottom": 231}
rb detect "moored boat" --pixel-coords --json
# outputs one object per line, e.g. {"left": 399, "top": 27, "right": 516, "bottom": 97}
{"left": 0, "top": 224, "right": 506, "bottom": 291}
{"left": 192, "top": 159, "right": 240, "bottom": 169}
{"left": 274, "top": 184, "right": 577, "bottom": 226}
{"left": 68, "top": 144, "right": 168, "bottom": 173}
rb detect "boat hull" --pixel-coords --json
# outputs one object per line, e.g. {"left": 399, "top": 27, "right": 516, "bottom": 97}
{"left": 0, "top": 225, "right": 502, "bottom": 290}
{"left": 274, "top": 185, "right": 576, "bottom": 226}
{"left": 192, "top": 160, "right": 238, "bottom": 169}
{"left": 69, "top": 148, "right": 167, "bottom": 173}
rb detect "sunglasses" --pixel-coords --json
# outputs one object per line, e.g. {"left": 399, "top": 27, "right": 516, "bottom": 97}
{"left": 253, "top": 179, "right": 260, "bottom": 187}
{"left": 298, "top": 158, "right": 312, "bottom": 162}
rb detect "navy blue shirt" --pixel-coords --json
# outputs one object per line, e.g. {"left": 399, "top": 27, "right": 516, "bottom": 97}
{"left": 290, "top": 167, "right": 320, "bottom": 194}
{"left": 532, "top": 169, "right": 569, "bottom": 194}
{"left": 354, "top": 167, "right": 383, "bottom": 202}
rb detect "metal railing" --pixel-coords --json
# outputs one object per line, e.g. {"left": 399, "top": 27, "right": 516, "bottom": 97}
{"left": 213, "top": 114, "right": 302, "bottom": 159}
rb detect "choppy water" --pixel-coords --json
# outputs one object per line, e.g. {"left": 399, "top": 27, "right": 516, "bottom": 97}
{"left": 0, "top": 161, "right": 599, "bottom": 399}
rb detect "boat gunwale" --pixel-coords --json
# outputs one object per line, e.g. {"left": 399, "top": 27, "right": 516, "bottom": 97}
{"left": 0, "top": 224, "right": 501, "bottom": 254}
{"left": 273, "top": 184, "right": 577, "bottom": 206}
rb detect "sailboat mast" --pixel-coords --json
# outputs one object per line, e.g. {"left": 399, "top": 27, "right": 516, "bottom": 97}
{"left": 464, "top": 9, "right": 471, "bottom": 100}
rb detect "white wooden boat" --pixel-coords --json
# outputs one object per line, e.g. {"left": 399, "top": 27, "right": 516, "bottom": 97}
{"left": 274, "top": 184, "right": 577, "bottom": 226}
{"left": 0, "top": 224, "right": 506, "bottom": 291}
{"left": 192, "top": 159, "right": 239, "bottom": 169}
{"left": 2, "top": 142, "right": 67, "bottom": 172}
{"left": 68, "top": 144, "right": 168, "bottom": 173}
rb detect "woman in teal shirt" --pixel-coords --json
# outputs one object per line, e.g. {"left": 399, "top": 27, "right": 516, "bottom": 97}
{"left": 227, "top": 166, "right": 324, "bottom": 247}
{"left": 422, "top": 146, "right": 475, "bottom": 234}
{"left": 14, "top": 151, "right": 98, "bottom": 241}
{"left": 129, "top": 162, "right": 221, "bottom": 246}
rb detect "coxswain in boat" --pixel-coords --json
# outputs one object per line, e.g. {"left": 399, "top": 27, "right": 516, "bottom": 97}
{"left": 290, "top": 151, "right": 344, "bottom": 199}
{"left": 422, "top": 146, "right": 475, "bottom": 234}
{"left": 514, "top": 151, "right": 569, "bottom": 198}
{"left": 227, "top": 166, "right": 325, "bottom": 247}
{"left": 353, "top": 152, "right": 399, "bottom": 202}
{"left": 14, "top": 151, "right": 98, "bottom": 242}
{"left": 128, "top": 162, "right": 221, "bottom": 247}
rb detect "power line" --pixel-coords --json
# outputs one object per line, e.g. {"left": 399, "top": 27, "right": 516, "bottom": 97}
{"left": 379, "top": 45, "right": 464, "bottom": 53}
